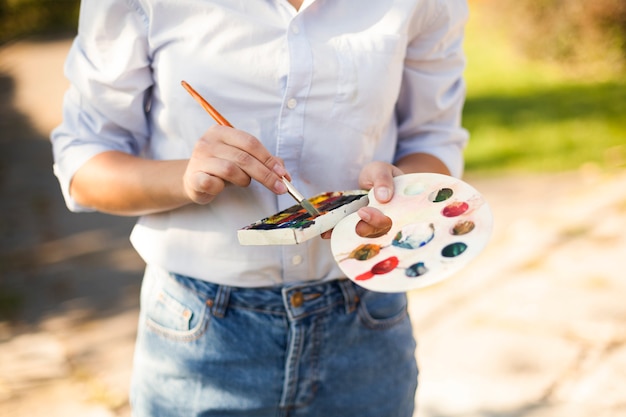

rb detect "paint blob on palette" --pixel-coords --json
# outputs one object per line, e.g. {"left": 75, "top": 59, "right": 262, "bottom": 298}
{"left": 238, "top": 191, "right": 369, "bottom": 245}
{"left": 330, "top": 173, "right": 493, "bottom": 293}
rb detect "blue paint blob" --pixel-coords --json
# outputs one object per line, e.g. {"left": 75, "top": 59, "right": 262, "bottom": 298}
{"left": 392, "top": 223, "right": 435, "bottom": 249}
{"left": 405, "top": 262, "right": 428, "bottom": 277}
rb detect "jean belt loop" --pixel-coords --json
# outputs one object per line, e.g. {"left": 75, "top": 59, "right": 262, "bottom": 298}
{"left": 338, "top": 280, "right": 359, "bottom": 314}
{"left": 212, "top": 285, "right": 231, "bottom": 318}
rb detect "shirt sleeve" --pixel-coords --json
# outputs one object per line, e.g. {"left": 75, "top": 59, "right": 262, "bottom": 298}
{"left": 50, "top": 0, "right": 152, "bottom": 212}
{"left": 394, "top": 0, "right": 470, "bottom": 178}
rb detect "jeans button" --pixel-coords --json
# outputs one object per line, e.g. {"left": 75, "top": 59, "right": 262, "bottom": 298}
{"left": 290, "top": 291, "right": 304, "bottom": 308}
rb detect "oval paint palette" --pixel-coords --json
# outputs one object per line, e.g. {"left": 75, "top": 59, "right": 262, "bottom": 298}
{"left": 330, "top": 173, "right": 493, "bottom": 293}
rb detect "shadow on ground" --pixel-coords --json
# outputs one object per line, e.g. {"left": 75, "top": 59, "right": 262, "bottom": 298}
{"left": 0, "top": 69, "right": 144, "bottom": 333}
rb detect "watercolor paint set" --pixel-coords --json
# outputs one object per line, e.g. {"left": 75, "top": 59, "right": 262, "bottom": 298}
{"left": 237, "top": 190, "right": 369, "bottom": 245}
{"left": 180, "top": 83, "right": 492, "bottom": 292}
{"left": 238, "top": 173, "right": 493, "bottom": 292}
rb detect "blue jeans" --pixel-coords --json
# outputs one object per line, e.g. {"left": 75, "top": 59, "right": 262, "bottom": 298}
{"left": 130, "top": 265, "right": 418, "bottom": 417}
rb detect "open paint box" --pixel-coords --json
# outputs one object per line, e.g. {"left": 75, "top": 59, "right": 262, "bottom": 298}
{"left": 237, "top": 190, "right": 369, "bottom": 245}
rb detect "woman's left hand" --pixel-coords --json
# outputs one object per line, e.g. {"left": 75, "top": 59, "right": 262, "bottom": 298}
{"left": 321, "top": 161, "right": 403, "bottom": 239}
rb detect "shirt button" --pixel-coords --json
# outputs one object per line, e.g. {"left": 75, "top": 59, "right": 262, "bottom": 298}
{"left": 292, "top": 255, "right": 303, "bottom": 265}
{"left": 291, "top": 25, "right": 300, "bottom": 35}
{"left": 287, "top": 98, "right": 297, "bottom": 109}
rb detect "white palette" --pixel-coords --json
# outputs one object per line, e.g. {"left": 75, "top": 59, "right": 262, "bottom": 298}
{"left": 330, "top": 173, "right": 493, "bottom": 292}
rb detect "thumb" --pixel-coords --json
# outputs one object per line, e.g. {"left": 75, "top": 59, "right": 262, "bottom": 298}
{"left": 373, "top": 184, "right": 393, "bottom": 203}
{"left": 360, "top": 163, "right": 402, "bottom": 204}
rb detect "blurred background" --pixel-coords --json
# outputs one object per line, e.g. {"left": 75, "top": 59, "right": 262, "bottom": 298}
{"left": 0, "top": 0, "right": 625, "bottom": 416}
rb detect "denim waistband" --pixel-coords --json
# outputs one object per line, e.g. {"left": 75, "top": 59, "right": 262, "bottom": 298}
{"left": 171, "top": 273, "right": 363, "bottom": 322}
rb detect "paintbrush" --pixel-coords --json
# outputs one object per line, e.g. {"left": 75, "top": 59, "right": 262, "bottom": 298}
{"left": 181, "top": 80, "right": 320, "bottom": 217}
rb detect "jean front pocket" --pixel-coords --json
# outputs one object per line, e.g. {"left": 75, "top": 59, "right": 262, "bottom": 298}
{"left": 357, "top": 290, "right": 408, "bottom": 330}
{"left": 145, "top": 274, "right": 210, "bottom": 341}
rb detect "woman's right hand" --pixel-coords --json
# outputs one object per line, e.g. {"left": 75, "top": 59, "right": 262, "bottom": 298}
{"left": 183, "top": 125, "right": 288, "bottom": 205}
{"left": 69, "top": 125, "right": 288, "bottom": 216}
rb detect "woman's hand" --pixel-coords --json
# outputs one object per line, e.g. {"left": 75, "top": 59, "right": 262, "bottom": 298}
{"left": 321, "top": 161, "right": 403, "bottom": 239}
{"left": 70, "top": 125, "right": 289, "bottom": 215}
{"left": 354, "top": 161, "right": 404, "bottom": 237}
{"left": 183, "top": 125, "right": 288, "bottom": 204}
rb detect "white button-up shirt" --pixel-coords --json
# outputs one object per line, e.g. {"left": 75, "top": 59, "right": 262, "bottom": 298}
{"left": 51, "top": 0, "right": 469, "bottom": 287}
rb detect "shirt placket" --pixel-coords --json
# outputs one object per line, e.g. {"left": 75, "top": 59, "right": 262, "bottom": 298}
{"left": 277, "top": 12, "right": 314, "bottom": 282}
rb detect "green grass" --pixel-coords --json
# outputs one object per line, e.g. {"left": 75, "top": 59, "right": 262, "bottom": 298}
{"left": 462, "top": 6, "right": 626, "bottom": 174}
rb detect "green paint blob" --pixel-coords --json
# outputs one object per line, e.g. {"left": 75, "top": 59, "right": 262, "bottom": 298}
{"left": 442, "top": 242, "right": 467, "bottom": 257}
{"left": 430, "top": 188, "right": 453, "bottom": 202}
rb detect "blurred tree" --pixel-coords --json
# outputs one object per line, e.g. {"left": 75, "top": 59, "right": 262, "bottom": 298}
{"left": 0, "top": 0, "right": 80, "bottom": 44}
{"left": 476, "top": 0, "right": 626, "bottom": 76}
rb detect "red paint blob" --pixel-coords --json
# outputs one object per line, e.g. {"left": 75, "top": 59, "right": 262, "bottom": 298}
{"left": 371, "top": 256, "right": 400, "bottom": 275}
{"left": 355, "top": 256, "right": 400, "bottom": 281}
{"left": 355, "top": 271, "right": 375, "bottom": 281}
{"left": 442, "top": 201, "right": 469, "bottom": 217}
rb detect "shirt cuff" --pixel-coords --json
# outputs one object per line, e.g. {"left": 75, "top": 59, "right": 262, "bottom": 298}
{"left": 52, "top": 144, "right": 116, "bottom": 212}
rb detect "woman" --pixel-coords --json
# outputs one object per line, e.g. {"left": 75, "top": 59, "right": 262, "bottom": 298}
{"left": 51, "top": 0, "right": 469, "bottom": 415}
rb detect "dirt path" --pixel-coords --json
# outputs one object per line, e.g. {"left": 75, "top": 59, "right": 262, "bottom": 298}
{"left": 1, "top": 38, "right": 625, "bottom": 417}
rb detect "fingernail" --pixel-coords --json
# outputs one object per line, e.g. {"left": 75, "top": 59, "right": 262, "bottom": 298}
{"left": 274, "top": 179, "right": 287, "bottom": 194}
{"left": 358, "top": 208, "right": 371, "bottom": 222}
{"left": 273, "top": 163, "right": 288, "bottom": 177}
{"left": 375, "top": 187, "right": 391, "bottom": 202}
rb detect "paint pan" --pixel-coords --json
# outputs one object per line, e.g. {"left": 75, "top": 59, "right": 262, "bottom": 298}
{"left": 237, "top": 191, "right": 369, "bottom": 245}
{"left": 330, "top": 173, "right": 493, "bottom": 292}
